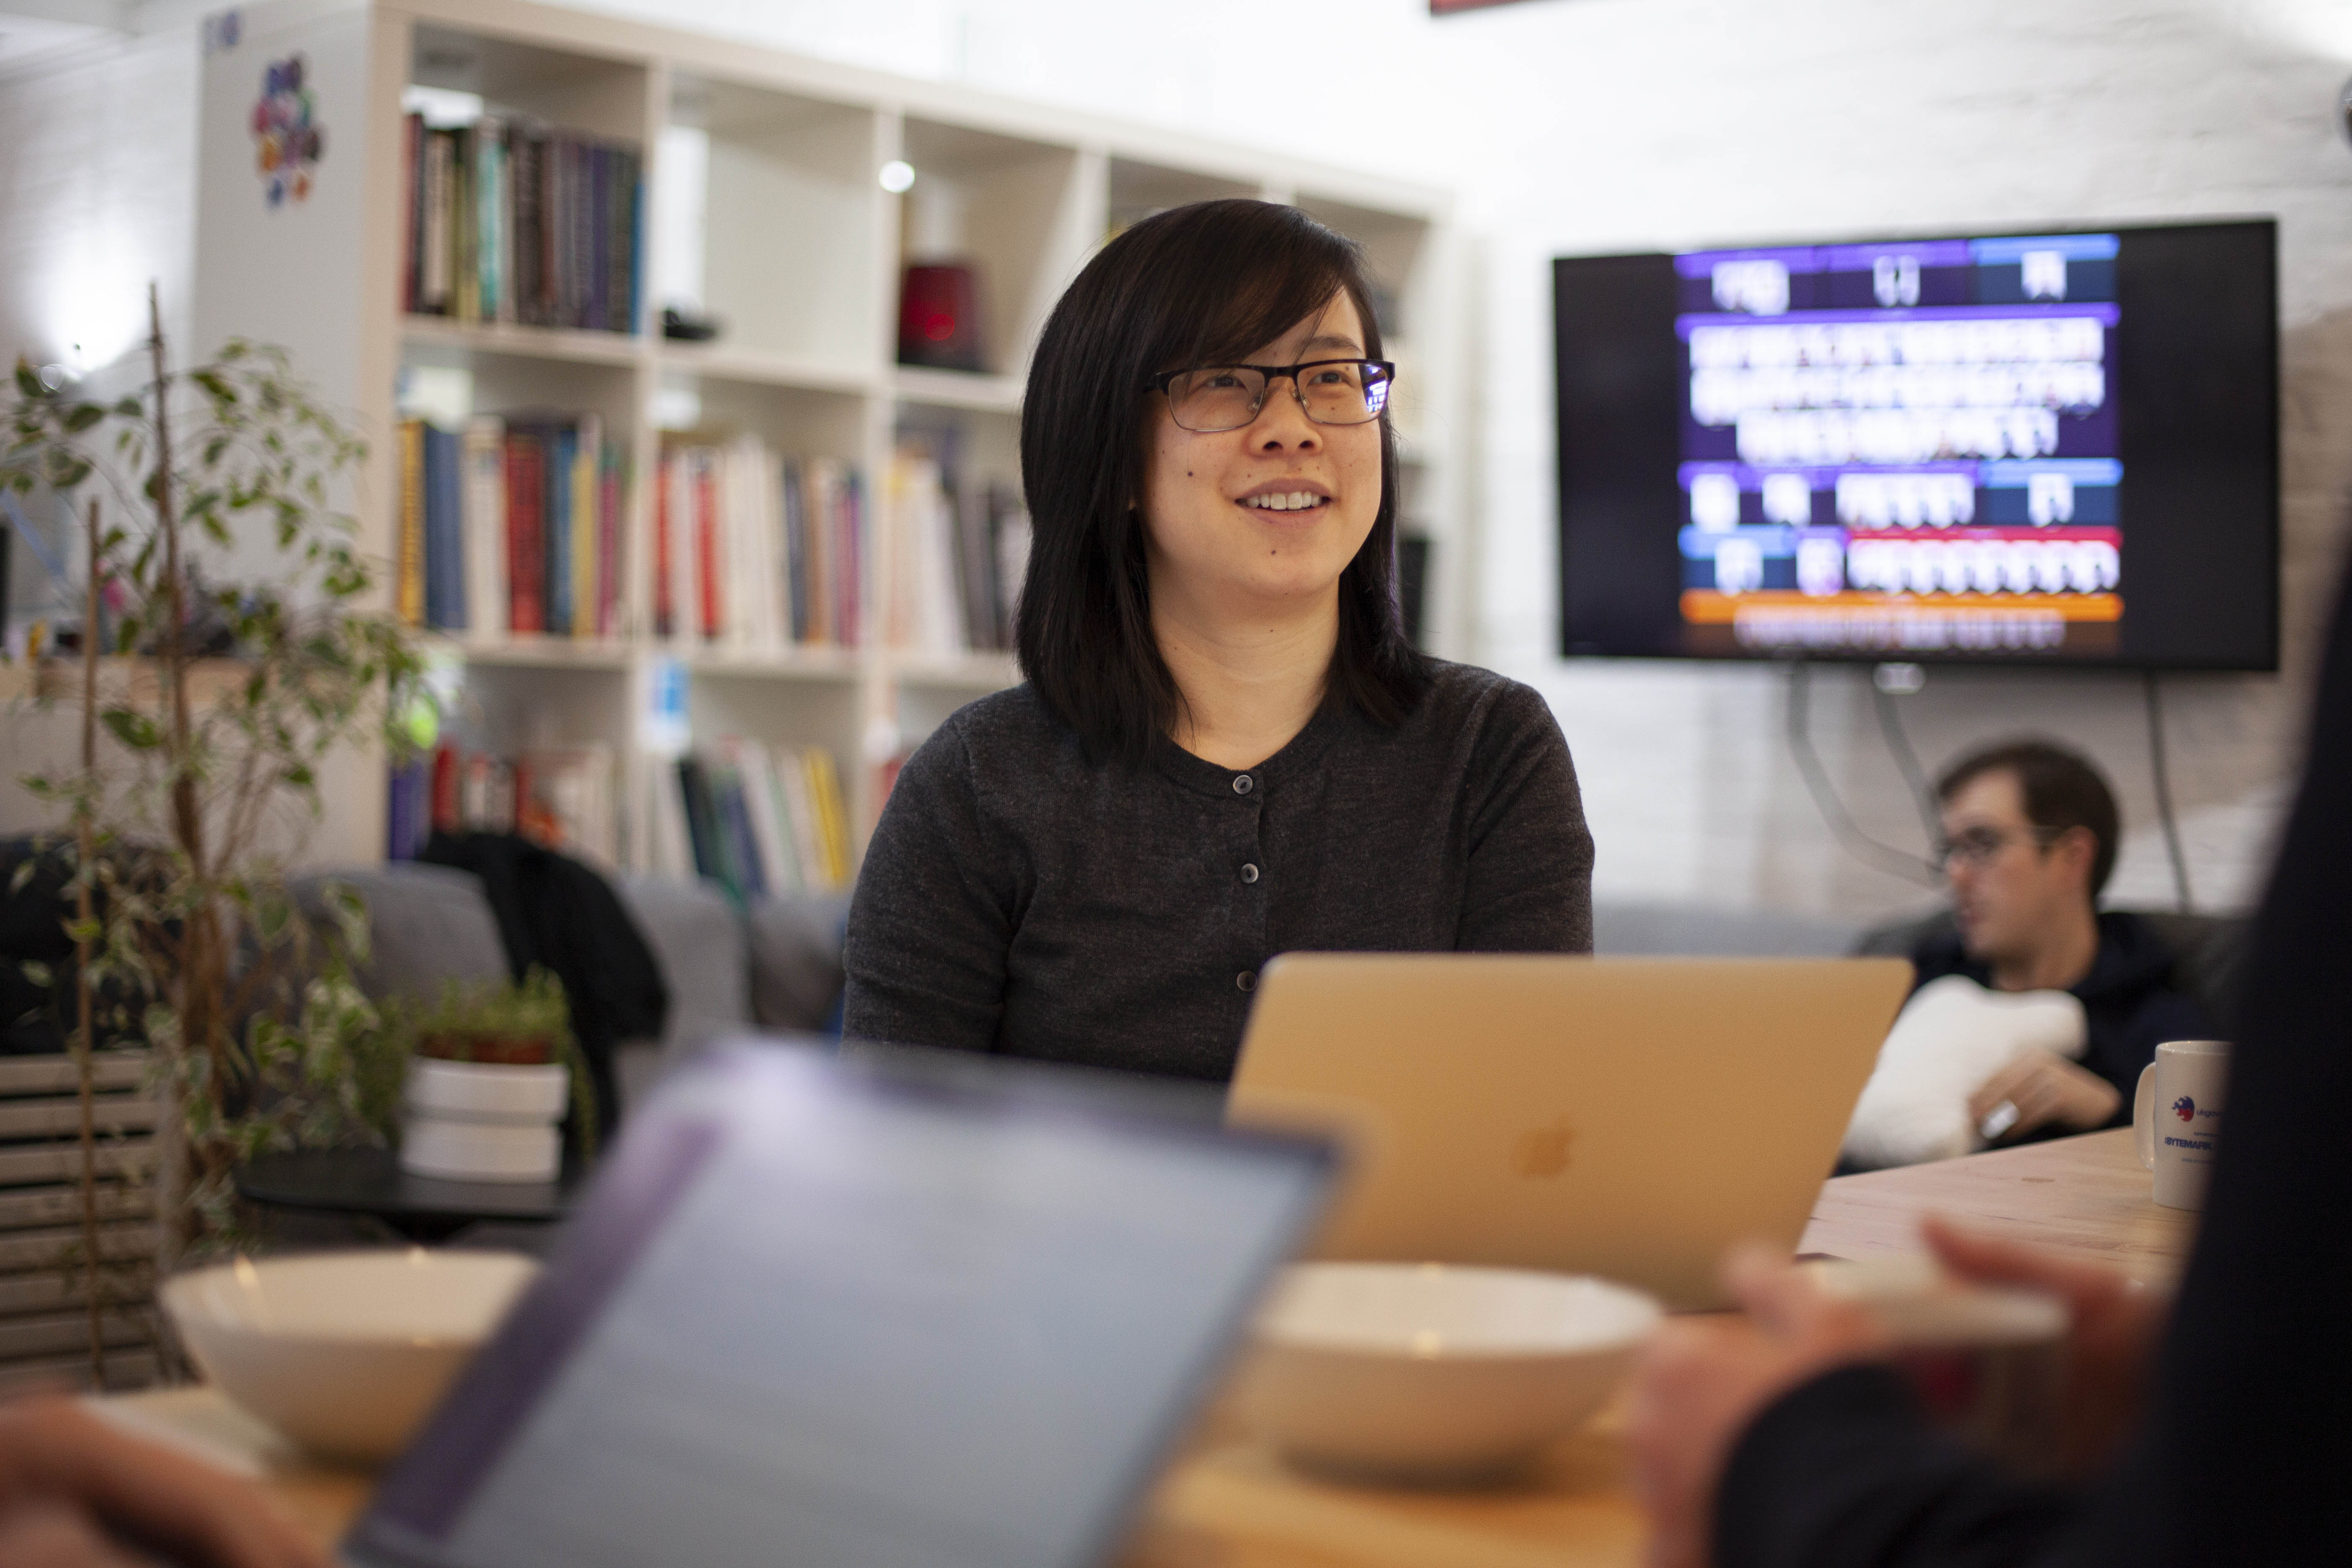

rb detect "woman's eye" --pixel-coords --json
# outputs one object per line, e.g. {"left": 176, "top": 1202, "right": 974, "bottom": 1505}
{"left": 1201, "top": 371, "right": 1247, "bottom": 389}
{"left": 1307, "top": 368, "right": 1358, "bottom": 388}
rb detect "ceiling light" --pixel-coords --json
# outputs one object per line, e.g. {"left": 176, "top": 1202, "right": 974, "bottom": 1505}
{"left": 879, "top": 160, "right": 915, "bottom": 194}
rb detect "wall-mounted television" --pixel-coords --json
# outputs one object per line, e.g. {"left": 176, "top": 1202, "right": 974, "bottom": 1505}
{"left": 1553, "top": 219, "right": 2278, "bottom": 668}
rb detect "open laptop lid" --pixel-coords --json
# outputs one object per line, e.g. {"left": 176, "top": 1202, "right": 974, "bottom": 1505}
{"left": 345, "top": 1041, "right": 1336, "bottom": 1568}
{"left": 1228, "top": 954, "right": 1912, "bottom": 1309}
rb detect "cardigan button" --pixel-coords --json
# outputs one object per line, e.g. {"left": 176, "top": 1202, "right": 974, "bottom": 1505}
{"left": 1241, "top": 863, "right": 1260, "bottom": 884}
{"left": 1232, "top": 774, "right": 1253, "bottom": 795}
{"left": 1236, "top": 970, "right": 1257, "bottom": 993}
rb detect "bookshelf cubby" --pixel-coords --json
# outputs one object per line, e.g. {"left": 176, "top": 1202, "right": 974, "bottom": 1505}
{"left": 193, "top": 0, "right": 1457, "bottom": 874}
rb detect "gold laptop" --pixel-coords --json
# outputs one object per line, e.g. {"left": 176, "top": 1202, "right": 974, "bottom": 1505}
{"left": 1227, "top": 954, "right": 1913, "bottom": 1309}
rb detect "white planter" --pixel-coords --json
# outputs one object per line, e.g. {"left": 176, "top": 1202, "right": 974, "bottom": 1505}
{"left": 405, "top": 1058, "right": 567, "bottom": 1124}
{"left": 400, "top": 1118, "right": 561, "bottom": 1184}
{"left": 399, "top": 1057, "right": 567, "bottom": 1183}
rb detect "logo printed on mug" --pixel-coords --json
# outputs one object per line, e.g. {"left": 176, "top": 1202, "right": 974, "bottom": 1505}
{"left": 2172, "top": 1095, "right": 2196, "bottom": 1122}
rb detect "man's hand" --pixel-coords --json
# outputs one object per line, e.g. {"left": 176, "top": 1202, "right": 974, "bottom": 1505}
{"left": 0, "top": 1397, "right": 326, "bottom": 1568}
{"left": 1627, "top": 1246, "right": 1890, "bottom": 1568}
{"left": 1924, "top": 1218, "right": 2167, "bottom": 1474}
{"left": 1969, "top": 1049, "right": 2121, "bottom": 1141}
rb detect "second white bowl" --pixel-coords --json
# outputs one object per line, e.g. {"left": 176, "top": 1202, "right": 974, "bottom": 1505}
{"left": 161, "top": 1249, "right": 538, "bottom": 1464}
{"left": 1238, "top": 1261, "right": 1661, "bottom": 1481}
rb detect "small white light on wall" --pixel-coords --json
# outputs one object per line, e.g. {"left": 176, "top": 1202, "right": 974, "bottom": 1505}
{"left": 2341, "top": 76, "right": 2352, "bottom": 147}
{"left": 879, "top": 159, "right": 916, "bottom": 194}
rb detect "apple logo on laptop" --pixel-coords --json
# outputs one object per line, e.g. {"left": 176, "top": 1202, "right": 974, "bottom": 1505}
{"left": 1513, "top": 1117, "right": 1576, "bottom": 1178}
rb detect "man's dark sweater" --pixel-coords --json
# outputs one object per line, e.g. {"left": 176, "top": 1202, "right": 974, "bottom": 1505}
{"left": 843, "top": 661, "right": 1594, "bottom": 1083}
{"left": 1911, "top": 911, "right": 2213, "bottom": 1122}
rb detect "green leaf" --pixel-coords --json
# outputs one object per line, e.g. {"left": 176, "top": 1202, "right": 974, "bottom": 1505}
{"left": 17, "top": 959, "right": 51, "bottom": 988}
{"left": 13, "top": 363, "right": 39, "bottom": 399}
{"left": 191, "top": 370, "right": 237, "bottom": 405}
{"left": 100, "top": 707, "right": 163, "bottom": 751}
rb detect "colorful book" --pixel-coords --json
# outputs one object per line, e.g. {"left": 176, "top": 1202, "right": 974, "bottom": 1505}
{"left": 570, "top": 415, "right": 598, "bottom": 643}
{"left": 505, "top": 429, "right": 546, "bottom": 633}
{"left": 462, "top": 415, "right": 508, "bottom": 638}
{"left": 545, "top": 424, "right": 576, "bottom": 636}
{"left": 397, "top": 419, "right": 426, "bottom": 627}
{"left": 422, "top": 422, "right": 466, "bottom": 630}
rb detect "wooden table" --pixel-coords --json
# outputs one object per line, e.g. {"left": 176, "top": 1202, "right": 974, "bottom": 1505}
{"left": 1801, "top": 1127, "right": 2195, "bottom": 1286}
{"left": 96, "top": 1130, "right": 2196, "bottom": 1567}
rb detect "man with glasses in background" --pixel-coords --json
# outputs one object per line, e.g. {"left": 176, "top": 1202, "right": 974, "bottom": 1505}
{"left": 1912, "top": 740, "right": 2210, "bottom": 1142}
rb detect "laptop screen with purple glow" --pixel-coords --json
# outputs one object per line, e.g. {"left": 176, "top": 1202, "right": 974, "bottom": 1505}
{"left": 342, "top": 1044, "right": 1334, "bottom": 1568}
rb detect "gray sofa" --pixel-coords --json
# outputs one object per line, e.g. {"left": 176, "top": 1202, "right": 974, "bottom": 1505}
{"left": 320, "top": 864, "right": 850, "bottom": 1119}
{"left": 329, "top": 871, "right": 2246, "bottom": 1121}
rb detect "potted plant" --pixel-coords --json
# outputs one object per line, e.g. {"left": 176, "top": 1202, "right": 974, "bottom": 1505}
{"left": 4, "top": 290, "right": 428, "bottom": 1264}
{"left": 396, "top": 969, "right": 592, "bottom": 1184}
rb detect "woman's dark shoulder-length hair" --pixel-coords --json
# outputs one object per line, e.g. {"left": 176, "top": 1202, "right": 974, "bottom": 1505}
{"left": 1015, "top": 197, "right": 1429, "bottom": 765}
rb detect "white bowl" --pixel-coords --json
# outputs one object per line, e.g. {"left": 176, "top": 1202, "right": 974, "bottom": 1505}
{"left": 1238, "top": 1262, "right": 1662, "bottom": 1480}
{"left": 161, "top": 1249, "right": 538, "bottom": 1464}
{"left": 400, "top": 1118, "right": 561, "bottom": 1183}
{"left": 406, "top": 1058, "right": 568, "bottom": 1124}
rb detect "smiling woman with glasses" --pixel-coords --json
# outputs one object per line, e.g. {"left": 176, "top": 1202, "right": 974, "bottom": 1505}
{"left": 842, "top": 199, "right": 1594, "bottom": 1083}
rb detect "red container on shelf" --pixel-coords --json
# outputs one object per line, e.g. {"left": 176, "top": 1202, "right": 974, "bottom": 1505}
{"left": 898, "top": 262, "right": 986, "bottom": 371}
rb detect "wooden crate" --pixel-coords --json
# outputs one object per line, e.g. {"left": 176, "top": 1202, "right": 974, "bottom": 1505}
{"left": 0, "top": 1053, "right": 160, "bottom": 1391}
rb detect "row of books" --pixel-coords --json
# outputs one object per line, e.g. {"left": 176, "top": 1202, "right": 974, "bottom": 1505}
{"left": 403, "top": 112, "right": 642, "bottom": 334}
{"left": 882, "top": 448, "right": 1030, "bottom": 656}
{"left": 655, "top": 440, "right": 864, "bottom": 650}
{"left": 397, "top": 415, "right": 631, "bottom": 638}
{"left": 387, "top": 744, "right": 619, "bottom": 867}
{"left": 647, "top": 741, "right": 854, "bottom": 897}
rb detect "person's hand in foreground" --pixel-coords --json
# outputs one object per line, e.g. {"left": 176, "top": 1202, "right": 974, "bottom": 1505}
{"left": 0, "top": 1395, "right": 326, "bottom": 1568}
{"left": 1969, "top": 1048, "right": 2122, "bottom": 1142}
{"left": 1923, "top": 1217, "right": 2167, "bottom": 1474}
{"left": 1628, "top": 1243, "right": 1889, "bottom": 1568}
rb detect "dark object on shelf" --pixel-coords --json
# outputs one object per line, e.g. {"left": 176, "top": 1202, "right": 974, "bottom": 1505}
{"left": 237, "top": 1146, "right": 580, "bottom": 1243}
{"left": 898, "top": 261, "right": 986, "bottom": 371}
{"left": 1399, "top": 532, "right": 1431, "bottom": 650}
{"left": 661, "top": 306, "right": 720, "bottom": 342}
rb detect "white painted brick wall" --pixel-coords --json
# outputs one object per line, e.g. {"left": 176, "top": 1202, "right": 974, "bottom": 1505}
{"left": 10, "top": 0, "right": 2348, "bottom": 917}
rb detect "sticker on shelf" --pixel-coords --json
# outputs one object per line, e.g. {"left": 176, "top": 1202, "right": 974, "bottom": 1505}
{"left": 253, "top": 53, "right": 325, "bottom": 208}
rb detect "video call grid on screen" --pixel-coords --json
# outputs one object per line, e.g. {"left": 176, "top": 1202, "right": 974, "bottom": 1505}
{"left": 1553, "top": 220, "right": 2279, "bottom": 669}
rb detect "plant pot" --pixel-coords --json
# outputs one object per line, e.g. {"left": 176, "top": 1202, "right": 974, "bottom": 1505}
{"left": 399, "top": 1118, "right": 560, "bottom": 1184}
{"left": 417, "top": 1033, "right": 555, "bottom": 1066}
{"left": 405, "top": 1058, "right": 567, "bottom": 1124}
{"left": 399, "top": 1058, "right": 567, "bottom": 1183}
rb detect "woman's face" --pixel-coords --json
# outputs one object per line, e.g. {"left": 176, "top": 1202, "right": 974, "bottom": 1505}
{"left": 1138, "top": 292, "right": 1382, "bottom": 620}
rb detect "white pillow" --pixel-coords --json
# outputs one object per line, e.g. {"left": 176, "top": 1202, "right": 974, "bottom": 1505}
{"left": 1839, "top": 975, "right": 2088, "bottom": 1171}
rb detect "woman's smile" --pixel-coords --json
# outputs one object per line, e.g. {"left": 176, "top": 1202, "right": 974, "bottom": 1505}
{"left": 1235, "top": 479, "right": 1336, "bottom": 518}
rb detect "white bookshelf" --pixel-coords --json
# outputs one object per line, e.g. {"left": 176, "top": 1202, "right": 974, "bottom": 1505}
{"left": 192, "top": 0, "right": 1461, "bottom": 871}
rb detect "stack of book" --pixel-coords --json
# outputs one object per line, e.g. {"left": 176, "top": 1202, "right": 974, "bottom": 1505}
{"left": 654, "top": 439, "right": 864, "bottom": 650}
{"left": 648, "top": 740, "right": 854, "bottom": 898}
{"left": 398, "top": 414, "right": 632, "bottom": 638}
{"left": 882, "top": 445, "right": 1030, "bottom": 656}
{"left": 403, "top": 112, "right": 641, "bottom": 334}
{"left": 386, "top": 744, "right": 619, "bottom": 867}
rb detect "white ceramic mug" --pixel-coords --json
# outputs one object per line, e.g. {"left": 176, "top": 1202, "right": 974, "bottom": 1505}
{"left": 2133, "top": 1039, "right": 2229, "bottom": 1211}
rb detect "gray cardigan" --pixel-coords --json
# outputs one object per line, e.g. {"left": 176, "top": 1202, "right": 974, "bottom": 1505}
{"left": 843, "top": 660, "right": 1594, "bottom": 1083}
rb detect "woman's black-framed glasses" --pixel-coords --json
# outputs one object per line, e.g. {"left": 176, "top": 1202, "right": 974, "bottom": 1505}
{"left": 1145, "top": 360, "right": 1396, "bottom": 433}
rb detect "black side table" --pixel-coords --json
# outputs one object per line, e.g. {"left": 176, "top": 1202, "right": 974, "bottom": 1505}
{"left": 235, "top": 1148, "right": 583, "bottom": 1244}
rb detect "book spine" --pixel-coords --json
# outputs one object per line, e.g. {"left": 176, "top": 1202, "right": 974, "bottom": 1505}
{"left": 695, "top": 450, "right": 720, "bottom": 641}
{"left": 512, "top": 132, "right": 541, "bottom": 326}
{"left": 624, "top": 147, "right": 644, "bottom": 335}
{"left": 571, "top": 416, "right": 599, "bottom": 642}
{"left": 463, "top": 415, "right": 508, "bottom": 638}
{"left": 397, "top": 420, "right": 426, "bottom": 626}
{"left": 654, "top": 448, "right": 674, "bottom": 639}
{"left": 804, "top": 748, "right": 852, "bottom": 887}
{"left": 451, "top": 126, "right": 478, "bottom": 323}
{"left": 476, "top": 116, "right": 503, "bottom": 321}
{"left": 840, "top": 470, "right": 864, "bottom": 647}
{"left": 424, "top": 423, "right": 467, "bottom": 630}
{"left": 506, "top": 433, "right": 545, "bottom": 633}
{"left": 598, "top": 438, "right": 622, "bottom": 638}
{"left": 420, "top": 133, "right": 451, "bottom": 313}
{"left": 589, "top": 143, "right": 611, "bottom": 333}
{"left": 547, "top": 427, "right": 576, "bottom": 636}
{"left": 402, "top": 112, "right": 423, "bottom": 313}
